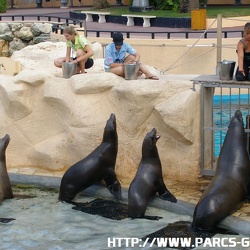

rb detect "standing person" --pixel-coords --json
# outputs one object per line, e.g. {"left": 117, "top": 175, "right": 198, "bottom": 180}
{"left": 54, "top": 26, "right": 94, "bottom": 74}
{"left": 235, "top": 22, "right": 250, "bottom": 81}
{"left": 104, "top": 32, "right": 159, "bottom": 80}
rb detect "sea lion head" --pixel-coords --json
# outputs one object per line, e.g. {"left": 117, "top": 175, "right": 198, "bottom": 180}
{"left": 229, "top": 110, "right": 243, "bottom": 128}
{"left": 0, "top": 134, "right": 10, "bottom": 152}
{"left": 142, "top": 128, "right": 160, "bottom": 156}
{"left": 103, "top": 113, "right": 117, "bottom": 143}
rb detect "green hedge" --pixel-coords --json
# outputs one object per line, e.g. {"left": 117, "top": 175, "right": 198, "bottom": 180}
{"left": 0, "top": 0, "right": 7, "bottom": 13}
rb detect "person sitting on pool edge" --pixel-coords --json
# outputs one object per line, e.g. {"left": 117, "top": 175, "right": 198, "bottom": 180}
{"left": 235, "top": 22, "right": 250, "bottom": 81}
{"left": 54, "top": 26, "right": 94, "bottom": 74}
{"left": 104, "top": 32, "right": 159, "bottom": 80}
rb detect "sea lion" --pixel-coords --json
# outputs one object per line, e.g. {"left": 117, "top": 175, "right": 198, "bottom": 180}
{"left": 245, "top": 114, "right": 250, "bottom": 153}
{"left": 192, "top": 110, "right": 250, "bottom": 231}
{"left": 128, "top": 128, "right": 177, "bottom": 220}
{"left": 0, "top": 134, "right": 13, "bottom": 203}
{"left": 59, "top": 113, "right": 121, "bottom": 202}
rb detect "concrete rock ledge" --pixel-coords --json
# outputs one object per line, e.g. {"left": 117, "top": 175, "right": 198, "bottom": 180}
{"left": 0, "top": 41, "right": 201, "bottom": 182}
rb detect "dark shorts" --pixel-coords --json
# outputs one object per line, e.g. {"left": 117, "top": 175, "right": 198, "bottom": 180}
{"left": 73, "top": 57, "right": 94, "bottom": 69}
{"left": 115, "top": 59, "right": 124, "bottom": 63}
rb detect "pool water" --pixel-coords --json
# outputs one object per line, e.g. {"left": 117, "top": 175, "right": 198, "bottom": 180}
{"left": 213, "top": 94, "right": 250, "bottom": 157}
{"left": 0, "top": 185, "right": 192, "bottom": 250}
{"left": 0, "top": 185, "right": 248, "bottom": 250}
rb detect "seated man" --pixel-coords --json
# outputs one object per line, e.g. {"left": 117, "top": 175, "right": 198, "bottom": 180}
{"left": 104, "top": 32, "right": 159, "bottom": 80}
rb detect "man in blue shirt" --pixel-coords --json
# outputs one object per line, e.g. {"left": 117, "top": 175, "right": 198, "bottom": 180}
{"left": 104, "top": 32, "right": 159, "bottom": 80}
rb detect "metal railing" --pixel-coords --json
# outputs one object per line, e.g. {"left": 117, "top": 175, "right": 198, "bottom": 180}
{"left": 0, "top": 14, "right": 84, "bottom": 27}
{"left": 194, "top": 77, "right": 250, "bottom": 176}
{"left": 84, "top": 30, "right": 244, "bottom": 39}
{"left": 0, "top": 14, "right": 244, "bottom": 39}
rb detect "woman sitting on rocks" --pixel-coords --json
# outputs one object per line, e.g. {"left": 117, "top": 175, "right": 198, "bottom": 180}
{"left": 54, "top": 26, "right": 94, "bottom": 74}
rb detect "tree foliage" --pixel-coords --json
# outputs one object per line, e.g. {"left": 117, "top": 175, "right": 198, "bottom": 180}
{"left": 0, "top": 0, "right": 7, "bottom": 13}
{"left": 149, "top": 0, "right": 178, "bottom": 10}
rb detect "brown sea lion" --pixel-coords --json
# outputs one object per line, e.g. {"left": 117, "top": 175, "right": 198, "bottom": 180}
{"left": 192, "top": 110, "right": 250, "bottom": 231}
{"left": 128, "top": 128, "right": 177, "bottom": 220}
{"left": 0, "top": 134, "right": 13, "bottom": 203}
{"left": 59, "top": 113, "right": 121, "bottom": 202}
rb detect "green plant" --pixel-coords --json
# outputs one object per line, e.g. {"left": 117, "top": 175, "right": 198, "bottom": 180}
{"left": 93, "top": 0, "right": 110, "bottom": 9}
{"left": 75, "top": 6, "right": 250, "bottom": 18}
{"left": 200, "top": 0, "right": 207, "bottom": 7}
{"left": 0, "top": 0, "right": 7, "bottom": 13}
{"left": 148, "top": 0, "right": 180, "bottom": 12}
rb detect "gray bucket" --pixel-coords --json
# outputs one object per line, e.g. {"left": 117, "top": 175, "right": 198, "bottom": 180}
{"left": 218, "top": 60, "right": 236, "bottom": 80}
{"left": 62, "top": 62, "right": 77, "bottom": 79}
{"left": 124, "top": 63, "right": 140, "bottom": 80}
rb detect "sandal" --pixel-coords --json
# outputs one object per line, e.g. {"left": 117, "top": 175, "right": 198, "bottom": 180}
{"left": 145, "top": 75, "right": 159, "bottom": 80}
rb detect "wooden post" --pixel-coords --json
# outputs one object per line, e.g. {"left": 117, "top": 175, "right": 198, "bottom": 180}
{"left": 216, "top": 14, "right": 222, "bottom": 75}
{"left": 84, "top": 19, "right": 87, "bottom": 38}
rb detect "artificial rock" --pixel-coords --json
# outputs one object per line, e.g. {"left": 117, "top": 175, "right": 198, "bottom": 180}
{"left": 0, "top": 41, "right": 201, "bottom": 184}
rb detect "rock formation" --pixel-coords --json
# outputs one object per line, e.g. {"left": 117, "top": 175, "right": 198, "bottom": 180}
{"left": 0, "top": 41, "right": 201, "bottom": 184}
{"left": 0, "top": 22, "right": 52, "bottom": 56}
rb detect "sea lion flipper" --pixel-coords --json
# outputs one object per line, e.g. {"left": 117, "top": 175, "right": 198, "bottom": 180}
{"left": 245, "top": 183, "right": 250, "bottom": 202}
{"left": 159, "top": 189, "right": 177, "bottom": 203}
{"left": 143, "top": 215, "right": 162, "bottom": 221}
{"left": 158, "top": 182, "right": 177, "bottom": 203}
{"left": 104, "top": 170, "right": 121, "bottom": 200}
{"left": 0, "top": 217, "right": 16, "bottom": 223}
{"left": 107, "top": 180, "right": 121, "bottom": 200}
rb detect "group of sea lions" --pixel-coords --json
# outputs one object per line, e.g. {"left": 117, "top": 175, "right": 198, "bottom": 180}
{"left": 59, "top": 113, "right": 177, "bottom": 220}
{"left": 59, "top": 110, "right": 250, "bottom": 231}
{"left": 1, "top": 110, "right": 250, "bottom": 232}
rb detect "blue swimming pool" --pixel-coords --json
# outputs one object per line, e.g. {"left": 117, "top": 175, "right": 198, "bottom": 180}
{"left": 213, "top": 94, "right": 250, "bottom": 157}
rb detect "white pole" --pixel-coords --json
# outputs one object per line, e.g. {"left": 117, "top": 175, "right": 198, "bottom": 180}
{"left": 216, "top": 14, "right": 222, "bottom": 75}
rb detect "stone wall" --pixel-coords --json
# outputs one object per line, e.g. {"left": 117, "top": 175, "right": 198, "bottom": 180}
{"left": 0, "top": 41, "right": 201, "bottom": 184}
{"left": 0, "top": 22, "right": 52, "bottom": 57}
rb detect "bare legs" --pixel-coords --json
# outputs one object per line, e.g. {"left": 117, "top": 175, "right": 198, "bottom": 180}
{"left": 76, "top": 49, "right": 87, "bottom": 74}
{"left": 109, "top": 55, "right": 135, "bottom": 77}
{"left": 109, "top": 55, "right": 158, "bottom": 79}
{"left": 54, "top": 50, "right": 88, "bottom": 74}
{"left": 54, "top": 57, "right": 65, "bottom": 68}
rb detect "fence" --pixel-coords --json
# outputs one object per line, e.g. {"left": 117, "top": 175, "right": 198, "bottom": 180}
{"left": 83, "top": 30, "right": 243, "bottom": 39}
{"left": 0, "top": 15, "right": 84, "bottom": 30}
{"left": 193, "top": 75, "right": 250, "bottom": 176}
{"left": 0, "top": 14, "right": 244, "bottom": 39}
